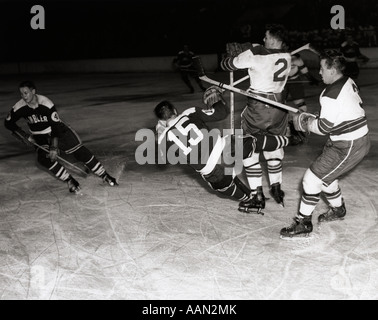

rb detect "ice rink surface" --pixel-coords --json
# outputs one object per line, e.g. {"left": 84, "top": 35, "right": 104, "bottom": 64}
{"left": 0, "top": 69, "right": 377, "bottom": 300}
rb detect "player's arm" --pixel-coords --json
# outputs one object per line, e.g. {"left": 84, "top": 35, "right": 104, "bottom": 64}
{"left": 4, "top": 107, "right": 35, "bottom": 146}
{"left": 221, "top": 48, "right": 256, "bottom": 71}
{"left": 292, "top": 97, "right": 339, "bottom": 135}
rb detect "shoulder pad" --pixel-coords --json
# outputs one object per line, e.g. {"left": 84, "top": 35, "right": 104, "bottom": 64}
{"left": 37, "top": 95, "right": 54, "bottom": 108}
{"left": 12, "top": 99, "right": 27, "bottom": 112}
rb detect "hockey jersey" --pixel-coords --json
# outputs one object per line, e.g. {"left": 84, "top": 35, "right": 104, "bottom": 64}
{"left": 222, "top": 44, "right": 291, "bottom": 93}
{"left": 157, "top": 102, "right": 229, "bottom": 173}
{"left": 4, "top": 95, "right": 66, "bottom": 138}
{"left": 313, "top": 76, "right": 368, "bottom": 141}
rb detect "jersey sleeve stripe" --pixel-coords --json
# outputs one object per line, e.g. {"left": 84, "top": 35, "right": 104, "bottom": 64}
{"left": 330, "top": 117, "right": 368, "bottom": 136}
{"left": 220, "top": 57, "right": 238, "bottom": 72}
{"left": 318, "top": 118, "right": 334, "bottom": 134}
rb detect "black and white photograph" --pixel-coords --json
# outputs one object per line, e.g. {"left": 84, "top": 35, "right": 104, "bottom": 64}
{"left": 0, "top": 0, "right": 377, "bottom": 304}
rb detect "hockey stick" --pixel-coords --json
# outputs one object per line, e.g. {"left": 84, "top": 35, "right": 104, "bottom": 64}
{"left": 230, "top": 71, "right": 235, "bottom": 132}
{"left": 193, "top": 56, "right": 299, "bottom": 113}
{"left": 13, "top": 131, "right": 90, "bottom": 176}
{"left": 232, "top": 43, "right": 320, "bottom": 87}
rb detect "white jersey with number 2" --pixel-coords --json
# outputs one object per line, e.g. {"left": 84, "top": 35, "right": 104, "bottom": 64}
{"left": 232, "top": 45, "right": 291, "bottom": 93}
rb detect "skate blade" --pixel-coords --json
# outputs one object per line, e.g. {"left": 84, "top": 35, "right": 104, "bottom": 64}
{"left": 280, "top": 233, "right": 313, "bottom": 240}
{"left": 238, "top": 207, "right": 264, "bottom": 215}
{"left": 70, "top": 188, "right": 83, "bottom": 195}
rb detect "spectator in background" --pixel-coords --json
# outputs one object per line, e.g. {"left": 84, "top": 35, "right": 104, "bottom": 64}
{"left": 173, "top": 45, "right": 206, "bottom": 94}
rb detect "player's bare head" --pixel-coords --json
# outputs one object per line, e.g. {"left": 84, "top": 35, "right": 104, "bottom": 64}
{"left": 154, "top": 100, "right": 177, "bottom": 120}
{"left": 19, "top": 80, "right": 36, "bottom": 90}
{"left": 264, "top": 24, "right": 287, "bottom": 49}
{"left": 320, "top": 50, "right": 346, "bottom": 74}
{"left": 19, "top": 80, "right": 37, "bottom": 102}
{"left": 319, "top": 50, "right": 346, "bottom": 83}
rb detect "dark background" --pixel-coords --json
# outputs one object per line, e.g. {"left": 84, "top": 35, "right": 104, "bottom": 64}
{"left": 1, "top": 0, "right": 377, "bottom": 62}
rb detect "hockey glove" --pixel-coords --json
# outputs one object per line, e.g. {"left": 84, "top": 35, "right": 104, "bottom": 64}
{"left": 226, "top": 42, "right": 251, "bottom": 57}
{"left": 203, "top": 86, "right": 225, "bottom": 109}
{"left": 292, "top": 112, "right": 317, "bottom": 133}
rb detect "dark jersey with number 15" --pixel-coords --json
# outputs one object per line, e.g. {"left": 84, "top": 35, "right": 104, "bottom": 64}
{"left": 156, "top": 102, "right": 229, "bottom": 172}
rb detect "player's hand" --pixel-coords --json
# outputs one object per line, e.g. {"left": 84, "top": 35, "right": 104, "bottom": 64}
{"left": 48, "top": 146, "right": 60, "bottom": 161}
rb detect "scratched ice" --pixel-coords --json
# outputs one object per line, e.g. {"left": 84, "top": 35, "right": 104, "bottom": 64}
{"left": 0, "top": 70, "right": 377, "bottom": 300}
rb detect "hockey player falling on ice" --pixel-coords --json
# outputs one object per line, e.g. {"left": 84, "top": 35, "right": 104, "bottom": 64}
{"left": 154, "top": 86, "right": 294, "bottom": 214}
{"left": 220, "top": 24, "right": 291, "bottom": 210}
{"left": 4, "top": 81, "right": 118, "bottom": 194}
{"left": 280, "top": 50, "right": 370, "bottom": 238}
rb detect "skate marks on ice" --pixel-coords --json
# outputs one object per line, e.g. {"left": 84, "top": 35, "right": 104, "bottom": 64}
{"left": 273, "top": 168, "right": 378, "bottom": 300}
{"left": 0, "top": 72, "right": 378, "bottom": 299}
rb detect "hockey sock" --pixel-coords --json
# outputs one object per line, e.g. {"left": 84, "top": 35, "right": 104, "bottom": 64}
{"left": 323, "top": 188, "right": 343, "bottom": 207}
{"left": 37, "top": 148, "right": 71, "bottom": 182}
{"left": 49, "top": 161, "right": 71, "bottom": 182}
{"left": 85, "top": 155, "right": 106, "bottom": 176}
{"left": 266, "top": 158, "right": 283, "bottom": 185}
{"left": 299, "top": 192, "right": 321, "bottom": 216}
{"left": 255, "top": 135, "right": 290, "bottom": 152}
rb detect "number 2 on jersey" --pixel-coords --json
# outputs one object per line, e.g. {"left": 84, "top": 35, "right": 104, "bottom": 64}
{"left": 273, "top": 58, "right": 288, "bottom": 82}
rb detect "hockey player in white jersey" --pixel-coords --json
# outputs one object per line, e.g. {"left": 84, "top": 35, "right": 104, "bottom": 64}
{"left": 221, "top": 24, "right": 291, "bottom": 211}
{"left": 280, "top": 50, "right": 370, "bottom": 238}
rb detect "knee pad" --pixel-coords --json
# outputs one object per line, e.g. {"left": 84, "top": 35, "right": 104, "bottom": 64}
{"left": 243, "top": 152, "right": 260, "bottom": 167}
{"left": 303, "top": 169, "right": 323, "bottom": 194}
{"left": 322, "top": 179, "right": 339, "bottom": 194}
{"left": 263, "top": 148, "right": 284, "bottom": 161}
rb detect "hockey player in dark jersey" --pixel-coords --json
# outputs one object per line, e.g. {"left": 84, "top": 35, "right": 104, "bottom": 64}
{"left": 280, "top": 50, "right": 370, "bottom": 238}
{"left": 154, "top": 86, "right": 294, "bottom": 214}
{"left": 173, "top": 45, "right": 206, "bottom": 94}
{"left": 340, "top": 34, "right": 369, "bottom": 80}
{"left": 4, "top": 81, "right": 118, "bottom": 194}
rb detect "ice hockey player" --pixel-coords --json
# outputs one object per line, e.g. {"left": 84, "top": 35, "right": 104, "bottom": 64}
{"left": 4, "top": 81, "right": 118, "bottom": 194}
{"left": 154, "top": 86, "right": 295, "bottom": 214}
{"left": 220, "top": 24, "right": 291, "bottom": 209}
{"left": 173, "top": 45, "right": 206, "bottom": 93}
{"left": 280, "top": 50, "right": 370, "bottom": 238}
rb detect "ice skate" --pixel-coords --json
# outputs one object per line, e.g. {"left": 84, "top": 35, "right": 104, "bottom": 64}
{"left": 67, "top": 176, "right": 81, "bottom": 194}
{"left": 238, "top": 186, "right": 265, "bottom": 215}
{"left": 269, "top": 182, "right": 285, "bottom": 207}
{"left": 280, "top": 215, "right": 313, "bottom": 239}
{"left": 101, "top": 172, "right": 118, "bottom": 186}
{"left": 318, "top": 200, "right": 346, "bottom": 223}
